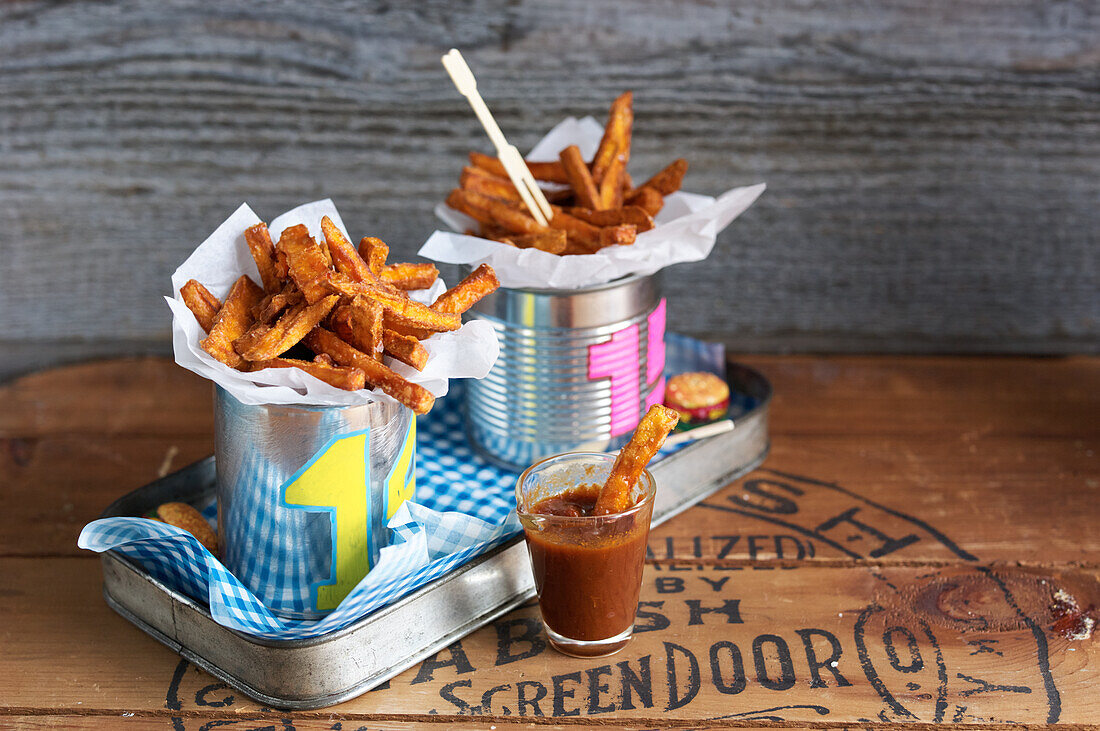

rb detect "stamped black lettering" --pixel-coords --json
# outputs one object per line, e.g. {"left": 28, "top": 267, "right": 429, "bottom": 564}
{"left": 551, "top": 671, "right": 583, "bottom": 717}
{"left": 815, "top": 508, "right": 919, "bottom": 558}
{"left": 713, "top": 535, "right": 741, "bottom": 558}
{"left": 882, "top": 626, "right": 924, "bottom": 674}
{"left": 775, "top": 535, "right": 808, "bottom": 560}
{"left": 585, "top": 665, "right": 616, "bottom": 714}
{"left": 494, "top": 617, "right": 546, "bottom": 666}
{"left": 699, "top": 576, "right": 730, "bottom": 592}
{"left": 729, "top": 479, "right": 804, "bottom": 514}
{"left": 746, "top": 534, "right": 770, "bottom": 559}
{"left": 634, "top": 601, "right": 670, "bottom": 633}
{"left": 439, "top": 679, "right": 475, "bottom": 714}
{"left": 967, "top": 639, "right": 1003, "bottom": 656}
{"left": 709, "top": 640, "right": 747, "bottom": 695}
{"left": 618, "top": 655, "right": 653, "bottom": 710}
{"left": 753, "top": 634, "right": 796, "bottom": 691}
{"left": 685, "top": 598, "right": 743, "bottom": 626}
{"left": 656, "top": 577, "right": 685, "bottom": 594}
{"left": 516, "top": 680, "right": 547, "bottom": 717}
{"left": 956, "top": 672, "right": 1032, "bottom": 698}
{"left": 412, "top": 641, "right": 475, "bottom": 685}
{"left": 194, "top": 682, "right": 234, "bottom": 708}
{"left": 165, "top": 658, "right": 188, "bottom": 731}
{"left": 664, "top": 641, "right": 701, "bottom": 710}
{"left": 796, "top": 628, "right": 851, "bottom": 688}
{"left": 480, "top": 683, "right": 513, "bottom": 715}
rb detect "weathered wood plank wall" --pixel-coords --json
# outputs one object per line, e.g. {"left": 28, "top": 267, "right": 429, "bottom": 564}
{"left": 2, "top": 0, "right": 1098, "bottom": 379}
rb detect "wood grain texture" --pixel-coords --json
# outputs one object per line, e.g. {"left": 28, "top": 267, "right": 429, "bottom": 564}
{"left": 2, "top": 354, "right": 1096, "bottom": 558}
{"left": 1, "top": 0, "right": 1098, "bottom": 377}
{"left": 1, "top": 355, "right": 1097, "bottom": 726}
{"left": 2, "top": 558, "right": 1097, "bottom": 725}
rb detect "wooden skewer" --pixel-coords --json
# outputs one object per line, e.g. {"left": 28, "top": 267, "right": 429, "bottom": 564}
{"left": 441, "top": 48, "right": 554, "bottom": 227}
{"left": 662, "top": 419, "right": 734, "bottom": 448}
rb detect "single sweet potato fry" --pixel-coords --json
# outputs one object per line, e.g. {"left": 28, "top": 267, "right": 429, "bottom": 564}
{"left": 559, "top": 145, "right": 600, "bottom": 210}
{"left": 244, "top": 223, "right": 281, "bottom": 293}
{"left": 460, "top": 165, "right": 523, "bottom": 203}
{"left": 598, "top": 223, "right": 637, "bottom": 249}
{"left": 305, "top": 328, "right": 435, "bottom": 414}
{"left": 450, "top": 189, "right": 547, "bottom": 236}
{"left": 200, "top": 275, "right": 265, "bottom": 369}
{"left": 548, "top": 209, "right": 602, "bottom": 251}
{"left": 591, "top": 91, "right": 633, "bottom": 184}
{"left": 357, "top": 237, "right": 389, "bottom": 277}
{"left": 234, "top": 294, "right": 339, "bottom": 361}
{"left": 321, "top": 216, "right": 373, "bottom": 283}
{"left": 624, "top": 186, "right": 664, "bottom": 217}
{"left": 431, "top": 263, "right": 501, "bottom": 314}
{"left": 565, "top": 206, "right": 654, "bottom": 232}
{"left": 154, "top": 502, "right": 218, "bottom": 554}
{"left": 381, "top": 263, "right": 498, "bottom": 341}
{"left": 563, "top": 239, "right": 597, "bottom": 256}
{"left": 251, "top": 357, "right": 366, "bottom": 392}
{"left": 330, "top": 296, "right": 384, "bottom": 359}
{"left": 276, "top": 224, "right": 334, "bottom": 304}
{"left": 380, "top": 262, "right": 438, "bottom": 291}
{"left": 479, "top": 222, "right": 517, "bottom": 240}
{"left": 251, "top": 283, "right": 303, "bottom": 326}
{"left": 510, "top": 230, "right": 568, "bottom": 255}
{"left": 460, "top": 165, "right": 574, "bottom": 205}
{"left": 597, "top": 152, "right": 628, "bottom": 210}
{"left": 637, "top": 158, "right": 688, "bottom": 196}
{"left": 383, "top": 317, "right": 431, "bottom": 341}
{"left": 317, "top": 231, "right": 333, "bottom": 267}
{"left": 180, "top": 279, "right": 222, "bottom": 333}
{"left": 382, "top": 329, "right": 428, "bottom": 371}
{"left": 360, "top": 288, "right": 462, "bottom": 332}
{"left": 274, "top": 250, "right": 290, "bottom": 281}
{"left": 446, "top": 189, "right": 498, "bottom": 230}
{"left": 593, "top": 404, "right": 680, "bottom": 515}
{"left": 469, "top": 150, "right": 570, "bottom": 184}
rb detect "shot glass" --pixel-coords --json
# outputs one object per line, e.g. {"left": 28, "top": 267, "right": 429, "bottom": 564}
{"left": 515, "top": 452, "right": 656, "bottom": 657}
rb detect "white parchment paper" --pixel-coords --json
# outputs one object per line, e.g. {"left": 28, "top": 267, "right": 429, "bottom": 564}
{"left": 422, "top": 116, "right": 766, "bottom": 290}
{"left": 167, "top": 199, "right": 499, "bottom": 407}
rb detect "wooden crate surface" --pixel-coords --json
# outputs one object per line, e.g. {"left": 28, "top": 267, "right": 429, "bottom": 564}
{"left": 0, "top": 355, "right": 1097, "bottom": 728}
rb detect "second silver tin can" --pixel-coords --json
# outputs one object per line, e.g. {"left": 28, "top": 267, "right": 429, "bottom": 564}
{"left": 214, "top": 387, "right": 416, "bottom": 619}
{"left": 466, "top": 273, "right": 666, "bottom": 470}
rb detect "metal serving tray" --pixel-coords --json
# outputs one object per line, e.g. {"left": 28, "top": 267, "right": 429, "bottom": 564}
{"left": 97, "top": 362, "right": 770, "bottom": 710}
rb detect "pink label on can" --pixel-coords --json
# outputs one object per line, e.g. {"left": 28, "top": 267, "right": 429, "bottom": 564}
{"left": 647, "top": 299, "right": 667, "bottom": 385}
{"left": 586, "top": 300, "right": 669, "bottom": 438}
{"left": 587, "top": 324, "right": 641, "bottom": 437}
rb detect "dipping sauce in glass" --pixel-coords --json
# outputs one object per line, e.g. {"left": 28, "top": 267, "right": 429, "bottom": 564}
{"left": 517, "top": 455, "right": 656, "bottom": 657}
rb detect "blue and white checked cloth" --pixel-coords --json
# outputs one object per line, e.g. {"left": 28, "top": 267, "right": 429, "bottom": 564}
{"left": 79, "top": 334, "right": 726, "bottom": 640}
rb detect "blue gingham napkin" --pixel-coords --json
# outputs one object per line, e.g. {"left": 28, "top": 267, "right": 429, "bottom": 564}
{"left": 78, "top": 334, "right": 725, "bottom": 640}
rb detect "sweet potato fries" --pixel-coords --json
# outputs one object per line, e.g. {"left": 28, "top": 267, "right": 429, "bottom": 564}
{"left": 594, "top": 404, "right": 680, "bottom": 515}
{"left": 446, "top": 92, "right": 688, "bottom": 256}
{"left": 182, "top": 217, "right": 500, "bottom": 414}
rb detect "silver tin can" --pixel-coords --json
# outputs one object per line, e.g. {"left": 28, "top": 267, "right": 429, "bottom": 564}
{"left": 214, "top": 387, "right": 416, "bottom": 619}
{"left": 466, "top": 273, "right": 666, "bottom": 470}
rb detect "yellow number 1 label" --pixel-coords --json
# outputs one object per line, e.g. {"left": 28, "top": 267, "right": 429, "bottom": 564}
{"left": 386, "top": 418, "right": 416, "bottom": 520}
{"left": 282, "top": 431, "right": 371, "bottom": 612}
{"left": 280, "top": 418, "right": 417, "bottom": 614}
